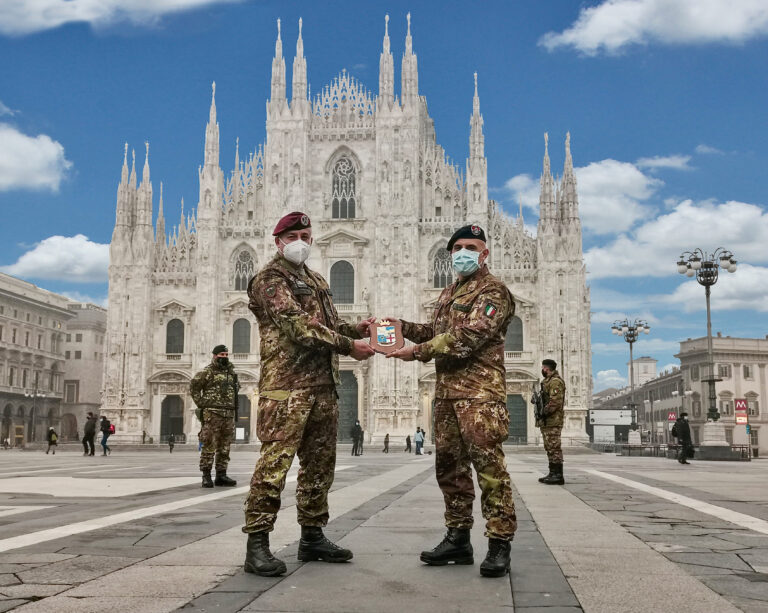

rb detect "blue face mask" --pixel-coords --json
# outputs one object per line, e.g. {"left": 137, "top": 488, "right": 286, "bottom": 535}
{"left": 452, "top": 248, "right": 480, "bottom": 275}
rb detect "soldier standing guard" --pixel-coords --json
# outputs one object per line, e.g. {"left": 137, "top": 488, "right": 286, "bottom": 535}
{"left": 387, "top": 224, "right": 518, "bottom": 578}
{"left": 536, "top": 359, "right": 566, "bottom": 485}
{"left": 243, "top": 211, "right": 375, "bottom": 577}
{"left": 190, "top": 345, "right": 239, "bottom": 488}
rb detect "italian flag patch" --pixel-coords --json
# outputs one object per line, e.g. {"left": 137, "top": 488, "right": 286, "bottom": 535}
{"left": 485, "top": 303, "right": 497, "bottom": 317}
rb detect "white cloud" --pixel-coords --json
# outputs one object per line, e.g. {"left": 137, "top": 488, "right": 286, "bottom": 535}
{"left": 659, "top": 363, "right": 679, "bottom": 374}
{"left": 539, "top": 0, "right": 768, "bottom": 55}
{"left": 503, "top": 158, "right": 660, "bottom": 235}
{"left": 0, "top": 0, "right": 242, "bottom": 36}
{"left": 656, "top": 263, "right": 768, "bottom": 312}
{"left": 585, "top": 198, "right": 768, "bottom": 278}
{"left": 636, "top": 154, "right": 692, "bottom": 171}
{"left": 0, "top": 100, "right": 14, "bottom": 116}
{"left": 0, "top": 123, "right": 72, "bottom": 191}
{"left": 0, "top": 235, "right": 109, "bottom": 283}
{"left": 594, "top": 369, "right": 627, "bottom": 391}
{"left": 695, "top": 144, "right": 724, "bottom": 155}
{"left": 60, "top": 291, "right": 108, "bottom": 308}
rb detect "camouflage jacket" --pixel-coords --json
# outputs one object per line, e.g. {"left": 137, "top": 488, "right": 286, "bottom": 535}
{"left": 190, "top": 360, "right": 239, "bottom": 416}
{"left": 247, "top": 252, "right": 361, "bottom": 393}
{"left": 537, "top": 371, "right": 566, "bottom": 428}
{"left": 401, "top": 265, "right": 514, "bottom": 402}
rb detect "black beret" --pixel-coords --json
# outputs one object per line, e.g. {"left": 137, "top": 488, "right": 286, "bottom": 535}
{"left": 447, "top": 224, "right": 486, "bottom": 251}
{"left": 273, "top": 211, "right": 311, "bottom": 236}
{"left": 542, "top": 359, "right": 557, "bottom": 370}
{"left": 212, "top": 344, "right": 228, "bottom": 355}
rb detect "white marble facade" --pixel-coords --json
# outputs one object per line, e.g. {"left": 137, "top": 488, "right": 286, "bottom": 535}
{"left": 101, "top": 15, "right": 591, "bottom": 444}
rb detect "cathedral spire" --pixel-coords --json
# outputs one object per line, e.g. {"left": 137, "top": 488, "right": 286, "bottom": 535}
{"left": 538, "top": 132, "right": 556, "bottom": 225}
{"left": 204, "top": 82, "right": 220, "bottom": 170}
{"left": 156, "top": 182, "right": 165, "bottom": 244}
{"left": 234, "top": 137, "right": 240, "bottom": 170}
{"left": 378, "top": 14, "right": 394, "bottom": 105}
{"left": 141, "top": 141, "right": 150, "bottom": 184}
{"left": 291, "top": 17, "right": 308, "bottom": 106}
{"left": 120, "top": 142, "right": 129, "bottom": 185}
{"left": 560, "top": 132, "right": 579, "bottom": 223}
{"left": 469, "top": 72, "right": 484, "bottom": 160}
{"left": 401, "top": 12, "right": 419, "bottom": 106}
{"left": 270, "top": 18, "right": 287, "bottom": 105}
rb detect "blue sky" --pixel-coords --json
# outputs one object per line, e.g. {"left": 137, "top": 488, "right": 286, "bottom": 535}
{"left": 1, "top": 0, "right": 767, "bottom": 391}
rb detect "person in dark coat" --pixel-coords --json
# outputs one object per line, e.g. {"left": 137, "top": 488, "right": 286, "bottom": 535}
{"left": 404, "top": 434, "right": 412, "bottom": 453}
{"left": 672, "top": 412, "right": 694, "bottom": 464}
{"left": 82, "top": 412, "right": 97, "bottom": 456}
{"left": 382, "top": 433, "right": 390, "bottom": 453}
{"left": 99, "top": 416, "right": 112, "bottom": 456}
{"left": 350, "top": 420, "right": 363, "bottom": 456}
{"left": 168, "top": 433, "right": 176, "bottom": 453}
{"left": 46, "top": 427, "right": 58, "bottom": 455}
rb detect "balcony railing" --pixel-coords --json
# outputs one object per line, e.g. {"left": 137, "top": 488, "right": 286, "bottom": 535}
{"left": 335, "top": 303, "right": 368, "bottom": 313}
{"left": 165, "top": 354, "right": 182, "bottom": 360}
{"left": 504, "top": 351, "right": 533, "bottom": 361}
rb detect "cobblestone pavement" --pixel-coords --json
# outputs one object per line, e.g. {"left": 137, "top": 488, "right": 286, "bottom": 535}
{"left": 0, "top": 447, "right": 764, "bottom": 611}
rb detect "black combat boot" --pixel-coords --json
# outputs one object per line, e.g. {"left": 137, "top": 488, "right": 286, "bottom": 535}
{"left": 420, "top": 528, "right": 474, "bottom": 566}
{"left": 480, "top": 538, "right": 512, "bottom": 577}
{"left": 538, "top": 462, "right": 554, "bottom": 483}
{"left": 297, "top": 526, "right": 353, "bottom": 562}
{"left": 541, "top": 463, "right": 565, "bottom": 485}
{"left": 201, "top": 469, "right": 214, "bottom": 488}
{"left": 244, "top": 532, "right": 287, "bottom": 577}
{"left": 214, "top": 471, "right": 237, "bottom": 486}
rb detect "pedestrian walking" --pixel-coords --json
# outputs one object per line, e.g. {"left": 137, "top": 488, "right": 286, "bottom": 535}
{"left": 82, "top": 412, "right": 97, "bottom": 456}
{"left": 168, "top": 433, "right": 175, "bottom": 453}
{"left": 46, "top": 427, "right": 58, "bottom": 455}
{"left": 350, "top": 420, "right": 362, "bottom": 456}
{"left": 387, "top": 224, "right": 517, "bottom": 578}
{"left": 414, "top": 427, "right": 424, "bottom": 455}
{"left": 142, "top": 430, "right": 147, "bottom": 444}
{"left": 383, "top": 433, "right": 390, "bottom": 453}
{"left": 404, "top": 434, "right": 412, "bottom": 453}
{"left": 242, "top": 211, "right": 375, "bottom": 577}
{"left": 190, "top": 345, "right": 240, "bottom": 488}
{"left": 358, "top": 429, "right": 365, "bottom": 455}
{"left": 535, "top": 359, "right": 566, "bottom": 485}
{"left": 672, "top": 412, "right": 694, "bottom": 464}
{"left": 99, "top": 416, "right": 112, "bottom": 456}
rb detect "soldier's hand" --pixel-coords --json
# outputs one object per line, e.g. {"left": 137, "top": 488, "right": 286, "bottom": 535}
{"left": 355, "top": 316, "right": 377, "bottom": 337}
{"left": 349, "top": 339, "right": 376, "bottom": 361}
{"left": 386, "top": 345, "right": 415, "bottom": 361}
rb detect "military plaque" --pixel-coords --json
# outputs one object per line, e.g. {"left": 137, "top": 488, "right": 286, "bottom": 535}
{"left": 369, "top": 319, "right": 405, "bottom": 354}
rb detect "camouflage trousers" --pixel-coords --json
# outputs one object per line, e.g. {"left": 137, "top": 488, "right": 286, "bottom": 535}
{"left": 198, "top": 410, "right": 235, "bottom": 472}
{"left": 243, "top": 385, "right": 338, "bottom": 534}
{"left": 434, "top": 398, "right": 517, "bottom": 540}
{"left": 540, "top": 426, "right": 563, "bottom": 464}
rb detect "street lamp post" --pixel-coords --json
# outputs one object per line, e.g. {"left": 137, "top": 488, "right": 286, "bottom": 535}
{"left": 24, "top": 387, "right": 46, "bottom": 443}
{"left": 611, "top": 318, "right": 650, "bottom": 441}
{"left": 676, "top": 248, "right": 736, "bottom": 448}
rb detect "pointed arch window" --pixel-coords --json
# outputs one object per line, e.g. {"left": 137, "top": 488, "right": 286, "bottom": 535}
{"left": 505, "top": 316, "right": 523, "bottom": 351}
{"left": 166, "top": 319, "right": 184, "bottom": 354}
{"left": 432, "top": 248, "right": 453, "bottom": 288}
{"left": 330, "top": 261, "right": 354, "bottom": 304}
{"left": 331, "top": 157, "right": 356, "bottom": 219}
{"left": 232, "top": 318, "right": 251, "bottom": 354}
{"left": 234, "top": 250, "right": 255, "bottom": 291}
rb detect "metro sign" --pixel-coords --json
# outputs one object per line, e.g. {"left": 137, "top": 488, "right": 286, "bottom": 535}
{"left": 667, "top": 412, "right": 677, "bottom": 421}
{"left": 735, "top": 398, "right": 748, "bottom": 413}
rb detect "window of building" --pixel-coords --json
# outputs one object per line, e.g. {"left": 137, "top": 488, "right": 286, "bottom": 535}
{"left": 166, "top": 319, "right": 184, "bottom": 354}
{"left": 38, "top": 316, "right": 42, "bottom": 325}
{"left": 25, "top": 313, "right": 30, "bottom": 322}
{"left": 34, "top": 371, "right": 39, "bottom": 387}
{"left": 719, "top": 400, "right": 733, "bottom": 416}
{"left": 22, "top": 370, "right": 27, "bottom": 388}
{"left": 232, "top": 318, "right": 251, "bottom": 354}
{"left": 25, "top": 331, "right": 29, "bottom": 346}
{"left": 747, "top": 395, "right": 759, "bottom": 416}
{"left": 750, "top": 429, "right": 759, "bottom": 448}
{"left": 37, "top": 335, "right": 42, "bottom": 349}
{"left": 744, "top": 364, "right": 754, "bottom": 380}
{"left": 718, "top": 364, "right": 731, "bottom": 378}
{"left": 0, "top": 306, "right": 3, "bottom": 314}
{"left": 504, "top": 316, "right": 523, "bottom": 352}
{"left": 330, "top": 261, "right": 354, "bottom": 304}
{"left": 691, "top": 365, "right": 699, "bottom": 381}
{"left": 234, "top": 250, "right": 255, "bottom": 291}
{"left": 65, "top": 351, "right": 71, "bottom": 359}
{"left": 13, "top": 309, "right": 17, "bottom": 318}
{"left": 692, "top": 397, "right": 701, "bottom": 417}
{"left": 75, "top": 333, "right": 82, "bottom": 342}
{"left": 725, "top": 428, "right": 733, "bottom": 444}
{"left": 66, "top": 334, "right": 71, "bottom": 342}
{"left": 74, "top": 351, "right": 82, "bottom": 360}
{"left": 432, "top": 248, "right": 453, "bottom": 288}
{"left": 12, "top": 329, "right": 17, "bottom": 344}
{"left": 0, "top": 325, "right": 3, "bottom": 341}
{"left": 8, "top": 367, "right": 15, "bottom": 387}
{"left": 331, "top": 157, "right": 356, "bottom": 219}
{"left": 64, "top": 381, "right": 79, "bottom": 404}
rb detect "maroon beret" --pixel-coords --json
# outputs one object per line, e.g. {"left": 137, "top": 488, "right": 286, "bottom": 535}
{"left": 273, "top": 211, "right": 311, "bottom": 236}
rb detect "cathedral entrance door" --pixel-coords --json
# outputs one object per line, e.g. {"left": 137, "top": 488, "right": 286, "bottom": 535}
{"left": 236, "top": 395, "right": 251, "bottom": 443}
{"left": 506, "top": 394, "right": 527, "bottom": 444}
{"left": 160, "top": 395, "right": 184, "bottom": 441}
{"left": 60, "top": 414, "right": 77, "bottom": 441}
{"left": 337, "top": 371, "right": 358, "bottom": 442}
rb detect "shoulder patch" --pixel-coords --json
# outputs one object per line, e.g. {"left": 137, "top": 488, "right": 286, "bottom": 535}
{"left": 484, "top": 303, "right": 498, "bottom": 317}
{"left": 264, "top": 285, "right": 277, "bottom": 298}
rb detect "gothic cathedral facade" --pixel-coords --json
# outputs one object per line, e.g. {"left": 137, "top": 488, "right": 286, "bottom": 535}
{"left": 101, "top": 16, "right": 591, "bottom": 444}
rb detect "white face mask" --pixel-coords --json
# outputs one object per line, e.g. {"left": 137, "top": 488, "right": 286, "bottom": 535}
{"left": 281, "top": 239, "right": 311, "bottom": 265}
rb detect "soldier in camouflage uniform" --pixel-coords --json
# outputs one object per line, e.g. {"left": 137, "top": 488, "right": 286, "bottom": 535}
{"left": 536, "top": 359, "right": 566, "bottom": 485}
{"left": 243, "top": 211, "right": 375, "bottom": 577}
{"left": 387, "top": 224, "right": 517, "bottom": 578}
{"left": 190, "top": 345, "right": 239, "bottom": 488}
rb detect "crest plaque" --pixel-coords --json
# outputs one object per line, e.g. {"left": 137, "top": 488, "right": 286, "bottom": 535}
{"left": 369, "top": 319, "right": 405, "bottom": 354}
